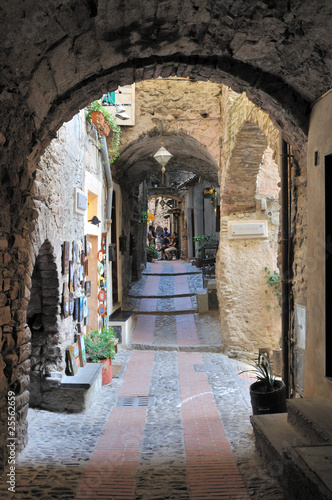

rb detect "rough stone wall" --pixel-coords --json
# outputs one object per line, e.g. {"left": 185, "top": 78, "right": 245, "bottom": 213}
{"left": 220, "top": 88, "right": 280, "bottom": 192}
{"left": 29, "top": 112, "right": 87, "bottom": 408}
{"left": 257, "top": 147, "right": 281, "bottom": 198}
{"left": 218, "top": 160, "right": 281, "bottom": 358}
{"left": 217, "top": 88, "right": 282, "bottom": 358}
{"left": 0, "top": 109, "right": 107, "bottom": 464}
{"left": 127, "top": 79, "right": 223, "bottom": 168}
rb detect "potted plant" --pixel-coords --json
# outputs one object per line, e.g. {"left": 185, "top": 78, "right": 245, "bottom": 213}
{"left": 85, "top": 327, "right": 118, "bottom": 385}
{"left": 193, "top": 234, "right": 217, "bottom": 267}
{"left": 146, "top": 245, "right": 159, "bottom": 262}
{"left": 240, "top": 353, "right": 287, "bottom": 415}
{"left": 86, "top": 100, "right": 122, "bottom": 161}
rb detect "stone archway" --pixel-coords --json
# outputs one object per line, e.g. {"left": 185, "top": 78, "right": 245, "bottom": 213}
{"left": 112, "top": 131, "right": 219, "bottom": 187}
{"left": 221, "top": 122, "right": 268, "bottom": 212}
{"left": 27, "top": 241, "right": 60, "bottom": 408}
{"left": 217, "top": 121, "right": 281, "bottom": 357}
{"left": 0, "top": 0, "right": 327, "bottom": 468}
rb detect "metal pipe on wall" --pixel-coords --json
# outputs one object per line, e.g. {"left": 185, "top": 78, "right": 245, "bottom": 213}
{"left": 280, "top": 136, "right": 290, "bottom": 398}
{"left": 100, "top": 136, "right": 113, "bottom": 221}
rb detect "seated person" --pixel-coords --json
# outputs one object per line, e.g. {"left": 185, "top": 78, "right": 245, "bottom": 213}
{"left": 161, "top": 226, "right": 171, "bottom": 238}
{"left": 160, "top": 235, "right": 170, "bottom": 260}
{"left": 165, "top": 232, "right": 179, "bottom": 260}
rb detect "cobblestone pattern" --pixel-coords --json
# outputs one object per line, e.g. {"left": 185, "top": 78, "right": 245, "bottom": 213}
{"left": 0, "top": 349, "right": 131, "bottom": 500}
{"left": 128, "top": 265, "right": 221, "bottom": 348}
{"left": 178, "top": 352, "right": 250, "bottom": 500}
{"left": 135, "top": 351, "right": 189, "bottom": 500}
{"left": 202, "top": 353, "right": 285, "bottom": 500}
{"left": 194, "top": 311, "right": 223, "bottom": 347}
{"left": 0, "top": 353, "right": 285, "bottom": 499}
{"left": 154, "top": 316, "right": 177, "bottom": 345}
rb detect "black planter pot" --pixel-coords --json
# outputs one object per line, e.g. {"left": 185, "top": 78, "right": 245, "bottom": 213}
{"left": 250, "top": 379, "right": 287, "bottom": 415}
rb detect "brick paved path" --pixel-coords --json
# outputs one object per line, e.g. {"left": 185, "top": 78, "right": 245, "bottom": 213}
{"left": 75, "top": 262, "right": 250, "bottom": 499}
{"left": 0, "top": 261, "right": 285, "bottom": 500}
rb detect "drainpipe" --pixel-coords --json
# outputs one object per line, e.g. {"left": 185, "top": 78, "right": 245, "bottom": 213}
{"left": 100, "top": 136, "right": 113, "bottom": 221}
{"left": 280, "top": 136, "right": 290, "bottom": 398}
{"left": 100, "top": 136, "right": 114, "bottom": 318}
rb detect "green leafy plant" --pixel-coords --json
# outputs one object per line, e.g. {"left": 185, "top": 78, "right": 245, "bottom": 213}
{"left": 85, "top": 327, "right": 118, "bottom": 362}
{"left": 264, "top": 266, "right": 280, "bottom": 301}
{"left": 239, "top": 353, "right": 276, "bottom": 392}
{"left": 146, "top": 245, "right": 159, "bottom": 259}
{"left": 139, "top": 211, "right": 148, "bottom": 224}
{"left": 193, "top": 234, "right": 217, "bottom": 257}
{"left": 86, "top": 101, "right": 121, "bottom": 163}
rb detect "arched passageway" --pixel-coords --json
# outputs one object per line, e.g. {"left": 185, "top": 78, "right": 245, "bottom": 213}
{"left": 112, "top": 131, "right": 219, "bottom": 187}
{"left": 222, "top": 122, "right": 268, "bottom": 213}
{"left": 0, "top": 0, "right": 329, "bottom": 481}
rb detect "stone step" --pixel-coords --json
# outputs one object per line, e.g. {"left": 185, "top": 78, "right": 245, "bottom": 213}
{"left": 251, "top": 412, "right": 332, "bottom": 500}
{"left": 287, "top": 397, "right": 332, "bottom": 444}
{"left": 251, "top": 412, "right": 310, "bottom": 461}
{"left": 128, "top": 343, "right": 224, "bottom": 353}
{"left": 42, "top": 363, "right": 103, "bottom": 413}
{"left": 108, "top": 309, "right": 134, "bottom": 348}
{"left": 128, "top": 293, "right": 195, "bottom": 299}
{"left": 133, "top": 309, "right": 198, "bottom": 315}
{"left": 142, "top": 271, "right": 202, "bottom": 276}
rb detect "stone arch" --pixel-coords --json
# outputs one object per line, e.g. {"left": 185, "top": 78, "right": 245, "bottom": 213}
{"left": 27, "top": 240, "right": 60, "bottom": 407}
{"left": 112, "top": 131, "right": 219, "bottom": 188}
{"left": 221, "top": 122, "right": 268, "bottom": 213}
{"left": 0, "top": 0, "right": 326, "bottom": 467}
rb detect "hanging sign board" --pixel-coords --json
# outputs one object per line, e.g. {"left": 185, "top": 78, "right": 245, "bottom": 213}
{"left": 62, "top": 282, "right": 69, "bottom": 318}
{"left": 98, "top": 303, "right": 106, "bottom": 316}
{"left": 98, "top": 262, "right": 104, "bottom": 276}
{"left": 101, "top": 233, "right": 107, "bottom": 254}
{"left": 228, "top": 220, "right": 268, "bottom": 240}
{"left": 98, "top": 277, "right": 105, "bottom": 289}
{"left": 83, "top": 297, "right": 88, "bottom": 318}
{"left": 67, "top": 343, "right": 80, "bottom": 375}
{"left": 69, "top": 292, "right": 74, "bottom": 315}
{"left": 85, "top": 281, "right": 91, "bottom": 296}
{"left": 77, "top": 334, "right": 87, "bottom": 367}
{"left": 85, "top": 235, "right": 90, "bottom": 256}
{"left": 97, "top": 250, "right": 104, "bottom": 262}
{"left": 62, "top": 242, "right": 70, "bottom": 275}
{"left": 73, "top": 241, "right": 77, "bottom": 264}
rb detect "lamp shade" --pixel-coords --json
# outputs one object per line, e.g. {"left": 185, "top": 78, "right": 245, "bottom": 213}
{"left": 153, "top": 147, "right": 173, "bottom": 168}
{"left": 115, "top": 104, "right": 130, "bottom": 120}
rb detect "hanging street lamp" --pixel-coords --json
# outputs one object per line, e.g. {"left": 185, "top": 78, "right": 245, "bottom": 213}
{"left": 153, "top": 146, "right": 173, "bottom": 182}
{"left": 153, "top": 146, "right": 173, "bottom": 168}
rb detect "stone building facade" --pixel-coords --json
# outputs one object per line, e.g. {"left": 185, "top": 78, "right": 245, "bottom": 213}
{"left": 17, "top": 111, "right": 121, "bottom": 419}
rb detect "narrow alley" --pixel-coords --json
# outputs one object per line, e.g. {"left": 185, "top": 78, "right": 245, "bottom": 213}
{"left": 1, "top": 261, "right": 284, "bottom": 500}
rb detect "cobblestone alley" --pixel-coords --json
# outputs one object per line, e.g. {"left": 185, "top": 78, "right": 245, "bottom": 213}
{"left": 0, "top": 261, "right": 284, "bottom": 500}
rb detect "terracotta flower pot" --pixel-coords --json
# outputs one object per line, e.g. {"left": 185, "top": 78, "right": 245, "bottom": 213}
{"left": 100, "top": 358, "right": 113, "bottom": 385}
{"left": 91, "top": 111, "right": 105, "bottom": 130}
{"left": 100, "top": 122, "right": 110, "bottom": 137}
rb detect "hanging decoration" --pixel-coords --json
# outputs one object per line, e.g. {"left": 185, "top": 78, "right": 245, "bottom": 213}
{"left": 152, "top": 118, "right": 173, "bottom": 182}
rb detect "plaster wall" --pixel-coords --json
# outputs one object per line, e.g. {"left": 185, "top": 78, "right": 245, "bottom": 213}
{"left": 306, "top": 91, "right": 332, "bottom": 400}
